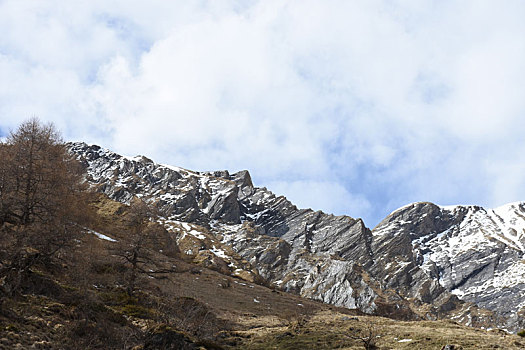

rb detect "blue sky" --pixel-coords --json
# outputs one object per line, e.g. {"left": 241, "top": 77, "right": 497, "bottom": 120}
{"left": 1, "top": 1, "right": 525, "bottom": 227}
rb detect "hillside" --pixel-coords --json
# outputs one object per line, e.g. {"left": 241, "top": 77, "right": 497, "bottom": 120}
{"left": 1, "top": 196, "right": 524, "bottom": 349}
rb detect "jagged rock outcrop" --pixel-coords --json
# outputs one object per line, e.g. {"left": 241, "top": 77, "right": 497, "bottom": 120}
{"left": 68, "top": 142, "right": 525, "bottom": 331}
{"left": 69, "top": 142, "right": 382, "bottom": 315}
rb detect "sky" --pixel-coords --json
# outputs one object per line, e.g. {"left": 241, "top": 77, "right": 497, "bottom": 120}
{"left": 1, "top": 1, "right": 525, "bottom": 227}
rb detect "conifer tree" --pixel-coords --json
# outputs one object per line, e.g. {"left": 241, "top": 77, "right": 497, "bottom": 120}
{"left": 0, "top": 118, "right": 90, "bottom": 294}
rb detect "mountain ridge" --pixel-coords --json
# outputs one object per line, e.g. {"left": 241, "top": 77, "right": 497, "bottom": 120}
{"left": 68, "top": 141, "right": 525, "bottom": 332}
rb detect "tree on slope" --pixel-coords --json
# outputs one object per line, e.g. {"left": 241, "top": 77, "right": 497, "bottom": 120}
{"left": 114, "top": 198, "right": 176, "bottom": 296}
{"left": 0, "top": 118, "right": 90, "bottom": 295}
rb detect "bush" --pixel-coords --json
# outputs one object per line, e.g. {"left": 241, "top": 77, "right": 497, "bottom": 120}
{"left": 518, "top": 329, "right": 525, "bottom": 337}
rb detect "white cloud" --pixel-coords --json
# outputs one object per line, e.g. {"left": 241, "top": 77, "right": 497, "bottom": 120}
{"left": 1, "top": 0, "right": 525, "bottom": 226}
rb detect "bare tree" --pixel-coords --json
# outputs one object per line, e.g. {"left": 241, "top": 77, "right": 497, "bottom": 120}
{"left": 114, "top": 199, "right": 173, "bottom": 296}
{"left": 0, "top": 118, "right": 91, "bottom": 295}
{"left": 345, "top": 321, "right": 379, "bottom": 350}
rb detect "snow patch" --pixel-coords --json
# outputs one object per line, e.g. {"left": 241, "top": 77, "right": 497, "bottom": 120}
{"left": 210, "top": 246, "right": 229, "bottom": 259}
{"left": 89, "top": 230, "right": 117, "bottom": 242}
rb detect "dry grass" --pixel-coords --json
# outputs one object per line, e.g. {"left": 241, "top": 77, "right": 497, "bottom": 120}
{"left": 226, "top": 310, "right": 525, "bottom": 349}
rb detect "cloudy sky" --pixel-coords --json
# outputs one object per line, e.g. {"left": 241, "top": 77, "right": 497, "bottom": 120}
{"left": 1, "top": 1, "right": 525, "bottom": 226}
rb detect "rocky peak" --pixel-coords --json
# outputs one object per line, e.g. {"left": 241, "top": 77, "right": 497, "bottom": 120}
{"left": 373, "top": 202, "right": 461, "bottom": 240}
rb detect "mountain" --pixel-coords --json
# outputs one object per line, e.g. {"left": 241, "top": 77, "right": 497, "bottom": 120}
{"left": 68, "top": 142, "right": 525, "bottom": 332}
{"left": 373, "top": 202, "right": 525, "bottom": 331}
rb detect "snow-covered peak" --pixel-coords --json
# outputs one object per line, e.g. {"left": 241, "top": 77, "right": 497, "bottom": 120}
{"left": 433, "top": 201, "right": 525, "bottom": 252}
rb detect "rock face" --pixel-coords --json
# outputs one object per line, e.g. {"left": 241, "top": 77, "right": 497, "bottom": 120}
{"left": 372, "top": 202, "right": 525, "bottom": 330}
{"left": 68, "top": 142, "right": 381, "bottom": 314}
{"left": 68, "top": 142, "right": 525, "bottom": 331}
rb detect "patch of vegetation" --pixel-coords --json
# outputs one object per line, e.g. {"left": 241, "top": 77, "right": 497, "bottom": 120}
{"left": 225, "top": 312, "right": 525, "bottom": 350}
{"left": 240, "top": 330, "right": 353, "bottom": 350}
{"left": 114, "top": 304, "right": 154, "bottom": 319}
{"left": 98, "top": 289, "right": 155, "bottom": 319}
{"left": 100, "top": 289, "right": 138, "bottom": 305}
